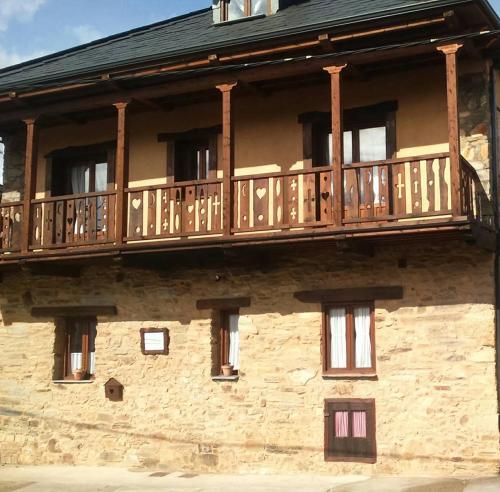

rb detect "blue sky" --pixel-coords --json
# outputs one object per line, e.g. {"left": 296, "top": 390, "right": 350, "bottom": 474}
{"left": 1, "top": 0, "right": 498, "bottom": 69}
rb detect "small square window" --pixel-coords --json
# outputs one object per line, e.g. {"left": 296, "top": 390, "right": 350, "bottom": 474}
{"left": 140, "top": 328, "right": 170, "bottom": 355}
{"left": 322, "top": 303, "right": 375, "bottom": 375}
{"left": 54, "top": 318, "right": 97, "bottom": 381}
{"left": 324, "top": 399, "right": 376, "bottom": 462}
{"left": 221, "top": 0, "right": 269, "bottom": 21}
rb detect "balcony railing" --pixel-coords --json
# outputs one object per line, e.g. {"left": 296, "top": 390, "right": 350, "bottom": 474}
{"left": 0, "top": 152, "right": 492, "bottom": 260}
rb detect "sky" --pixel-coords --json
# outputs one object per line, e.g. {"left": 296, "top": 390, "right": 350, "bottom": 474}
{"left": 0, "top": 0, "right": 499, "bottom": 69}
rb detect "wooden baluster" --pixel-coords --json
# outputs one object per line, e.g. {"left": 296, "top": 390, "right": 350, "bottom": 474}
{"left": 273, "top": 177, "right": 284, "bottom": 228}
{"left": 75, "top": 198, "right": 86, "bottom": 242}
{"left": 11, "top": 205, "right": 22, "bottom": 250}
{"left": 253, "top": 177, "right": 269, "bottom": 228}
{"left": 302, "top": 173, "right": 317, "bottom": 223}
{"left": 129, "top": 191, "right": 143, "bottom": 238}
{"left": 208, "top": 183, "right": 221, "bottom": 232}
{"left": 377, "top": 165, "right": 389, "bottom": 217}
{"left": 426, "top": 159, "right": 436, "bottom": 213}
{"left": 113, "top": 101, "right": 130, "bottom": 245}
{"left": 172, "top": 188, "right": 182, "bottom": 234}
{"left": 437, "top": 44, "right": 462, "bottom": 216}
{"left": 238, "top": 180, "right": 250, "bottom": 230}
{"left": 42, "top": 202, "right": 55, "bottom": 246}
{"left": 197, "top": 185, "right": 208, "bottom": 233}
{"left": 2, "top": 208, "right": 11, "bottom": 250}
{"left": 410, "top": 160, "right": 422, "bottom": 215}
{"left": 107, "top": 195, "right": 116, "bottom": 241}
{"left": 146, "top": 190, "right": 157, "bottom": 238}
{"left": 22, "top": 118, "right": 38, "bottom": 254}
{"left": 319, "top": 171, "right": 333, "bottom": 224}
{"left": 324, "top": 64, "right": 347, "bottom": 227}
{"left": 65, "top": 200, "right": 75, "bottom": 243}
{"left": 160, "top": 189, "right": 171, "bottom": 236}
{"left": 343, "top": 168, "right": 358, "bottom": 220}
{"left": 439, "top": 157, "right": 449, "bottom": 212}
{"left": 392, "top": 163, "right": 407, "bottom": 217}
{"left": 183, "top": 186, "right": 196, "bottom": 233}
{"left": 286, "top": 175, "right": 300, "bottom": 226}
{"left": 55, "top": 201, "right": 65, "bottom": 244}
{"left": 217, "top": 82, "right": 237, "bottom": 236}
{"left": 87, "top": 196, "right": 97, "bottom": 242}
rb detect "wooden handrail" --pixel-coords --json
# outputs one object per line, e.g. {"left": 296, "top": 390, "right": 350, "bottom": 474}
{"left": 342, "top": 152, "right": 450, "bottom": 170}
{"left": 231, "top": 165, "right": 333, "bottom": 182}
{"left": 125, "top": 177, "right": 223, "bottom": 193}
{"left": 31, "top": 190, "right": 117, "bottom": 204}
{"left": 0, "top": 200, "right": 24, "bottom": 208}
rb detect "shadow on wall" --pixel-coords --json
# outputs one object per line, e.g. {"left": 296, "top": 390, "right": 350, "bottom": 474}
{"left": 0, "top": 239, "right": 494, "bottom": 327}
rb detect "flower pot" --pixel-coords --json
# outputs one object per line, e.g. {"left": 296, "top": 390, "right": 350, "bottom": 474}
{"left": 73, "top": 370, "right": 85, "bottom": 381}
{"left": 221, "top": 364, "right": 234, "bottom": 377}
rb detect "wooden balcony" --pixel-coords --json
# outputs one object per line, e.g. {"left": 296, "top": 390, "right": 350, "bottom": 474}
{"left": 0, "top": 152, "right": 493, "bottom": 264}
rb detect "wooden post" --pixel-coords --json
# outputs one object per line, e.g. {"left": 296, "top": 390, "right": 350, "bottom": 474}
{"left": 113, "top": 101, "right": 130, "bottom": 245}
{"left": 437, "top": 43, "right": 463, "bottom": 216}
{"left": 21, "top": 118, "right": 38, "bottom": 254}
{"left": 216, "top": 82, "right": 237, "bottom": 236}
{"left": 324, "top": 65, "right": 347, "bottom": 227}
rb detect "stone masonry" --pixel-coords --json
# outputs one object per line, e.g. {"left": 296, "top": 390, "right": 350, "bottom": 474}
{"left": 0, "top": 241, "right": 498, "bottom": 476}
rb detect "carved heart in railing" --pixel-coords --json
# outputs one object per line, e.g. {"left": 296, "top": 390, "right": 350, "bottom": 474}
{"left": 187, "top": 205, "right": 194, "bottom": 214}
{"left": 67, "top": 218, "right": 73, "bottom": 225}
{"left": 321, "top": 192, "right": 330, "bottom": 200}
{"left": 132, "top": 198, "right": 142, "bottom": 210}
{"left": 256, "top": 188, "right": 267, "bottom": 200}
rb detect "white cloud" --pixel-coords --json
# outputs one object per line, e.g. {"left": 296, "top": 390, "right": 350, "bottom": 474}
{"left": 69, "top": 25, "right": 102, "bottom": 45}
{"left": 0, "top": 0, "right": 46, "bottom": 32}
{"left": 0, "top": 47, "right": 47, "bottom": 69}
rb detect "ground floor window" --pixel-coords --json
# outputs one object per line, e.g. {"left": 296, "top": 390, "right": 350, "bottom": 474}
{"left": 54, "top": 318, "right": 97, "bottom": 381}
{"left": 324, "top": 399, "right": 376, "bottom": 462}
{"left": 212, "top": 310, "right": 240, "bottom": 377}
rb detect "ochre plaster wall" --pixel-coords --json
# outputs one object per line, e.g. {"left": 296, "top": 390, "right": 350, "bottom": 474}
{"left": 34, "top": 64, "right": 450, "bottom": 196}
{"left": 0, "top": 242, "right": 497, "bottom": 476}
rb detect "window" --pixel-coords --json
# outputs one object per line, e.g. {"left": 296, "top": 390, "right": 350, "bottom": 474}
{"left": 54, "top": 318, "right": 97, "bottom": 381}
{"left": 300, "top": 102, "right": 397, "bottom": 168}
{"left": 324, "top": 399, "right": 376, "bottom": 462}
{"left": 322, "top": 303, "right": 375, "bottom": 375}
{"left": 174, "top": 138, "right": 211, "bottom": 182}
{"left": 221, "top": 0, "right": 269, "bottom": 21}
{"left": 212, "top": 310, "right": 240, "bottom": 377}
{"left": 51, "top": 151, "right": 111, "bottom": 196}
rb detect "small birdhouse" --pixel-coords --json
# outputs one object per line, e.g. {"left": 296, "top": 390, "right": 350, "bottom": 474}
{"left": 104, "top": 378, "right": 124, "bottom": 402}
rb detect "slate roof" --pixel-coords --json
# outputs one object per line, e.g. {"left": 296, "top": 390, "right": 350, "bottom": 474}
{"left": 0, "top": 0, "right": 497, "bottom": 93}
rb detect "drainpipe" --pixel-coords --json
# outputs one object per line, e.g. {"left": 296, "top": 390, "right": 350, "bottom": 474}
{"left": 488, "top": 62, "right": 500, "bottom": 430}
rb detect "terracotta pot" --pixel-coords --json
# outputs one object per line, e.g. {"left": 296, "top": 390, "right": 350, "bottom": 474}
{"left": 221, "top": 364, "right": 234, "bottom": 377}
{"left": 73, "top": 370, "right": 85, "bottom": 381}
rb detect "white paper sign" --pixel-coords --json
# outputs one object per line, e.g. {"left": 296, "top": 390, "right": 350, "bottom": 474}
{"left": 144, "top": 332, "right": 165, "bottom": 351}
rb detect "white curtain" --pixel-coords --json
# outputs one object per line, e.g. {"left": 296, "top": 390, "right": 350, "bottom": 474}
{"left": 89, "top": 352, "right": 96, "bottom": 375}
{"left": 335, "top": 411, "right": 349, "bottom": 438}
{"left": 70, "top": 352, "right": 83, "bottom": 372}
{"left": 70, "top": 164, "right": 90, "bottom": 194}
{"left": 352, "top": 411, "right": 367, "bottom": 438}
{"left": 354, "top": 306, "right": 372, "bottom": 368}
{"left": 228, "top": 314, "right": 240, "bottom": 370}
{"left": 330, "top": 308, "right": 347, "bottom": 368}
{"left": 95, "top": 162, "right": 107, "bottom": 192}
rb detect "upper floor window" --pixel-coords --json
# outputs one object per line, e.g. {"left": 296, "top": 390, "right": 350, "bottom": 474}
{"left": 49, "top": 143, "right": 115, "bottom": 197}
{"left": 221, "top": 0, "right": 269, "bottom": 21}
{"left": 175, "top": 138, "right": 211, "bottom": 182}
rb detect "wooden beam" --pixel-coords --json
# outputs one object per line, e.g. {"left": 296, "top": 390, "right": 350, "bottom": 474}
{"left": 196, "top": 297, "right": 251, "bottom": 310}
{"left": 324, "top": 65, "right": 347, "bottom": 227}
{"left": 113, "top": 101, "right": 130, "bottom": 246}
{"left": 216, "top": 82, "right": 237, "bottom": 237}
{"left": 294, "top": 286, "right": 403, "bottom": 303}
{"left": 31, "top": 305, "right": 118, "bottom": 317}
{"left": 437, "top": 43, "right": 463, "bottom": 216}
{"left": 21, "top": 118, "right": 37, "bottom": 254}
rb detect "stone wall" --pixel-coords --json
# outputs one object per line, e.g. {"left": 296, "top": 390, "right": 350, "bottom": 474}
{"left": 459, "top": 67, "right": 493, "bottom": 197}
{"left": 0, "top": 241, "right": 498, "bottom": 476}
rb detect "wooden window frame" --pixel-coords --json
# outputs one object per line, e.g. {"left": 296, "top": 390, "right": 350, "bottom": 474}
{"left": 46, "top": 141, "right": 116, "bottom": 197}
{"left": 219, "top": 309, "right": 239, "bottom": 376}
{"left": 140, "top": 328, "right": 170, "bottom": 356}
{"left": 299, "top": 102, "right": 397, "bottom": 168}
{"left": 324, "top": 398, "right": 376, "bottom": 463}
{"left": 61, "top": 317, "right": 97, "bottom": 381}
{"left": 322, "top": 302, "right": 376, "bottom": 376}
{"left": 220, "top": 0, "right": 271, "bottom": 21}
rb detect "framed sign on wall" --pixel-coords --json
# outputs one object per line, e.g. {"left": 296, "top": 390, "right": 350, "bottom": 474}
{"left": 140, "top": 328, "right": 170, "bottom": 355}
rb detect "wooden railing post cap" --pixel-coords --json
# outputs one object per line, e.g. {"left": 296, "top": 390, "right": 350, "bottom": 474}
{"left": 216, "top": 82, "right": 238, "bottom": 93}
{"left": 437, "top": 43, "right": 463, "bottom": 55}
{"left": 23, "top": 117, "right": 37, "bottom": 126}
{"left": 113, "top": 100, "right": 131, "bottom": 110}
{"left": 324, "top": 64, "right": 348, "bottom": 75}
